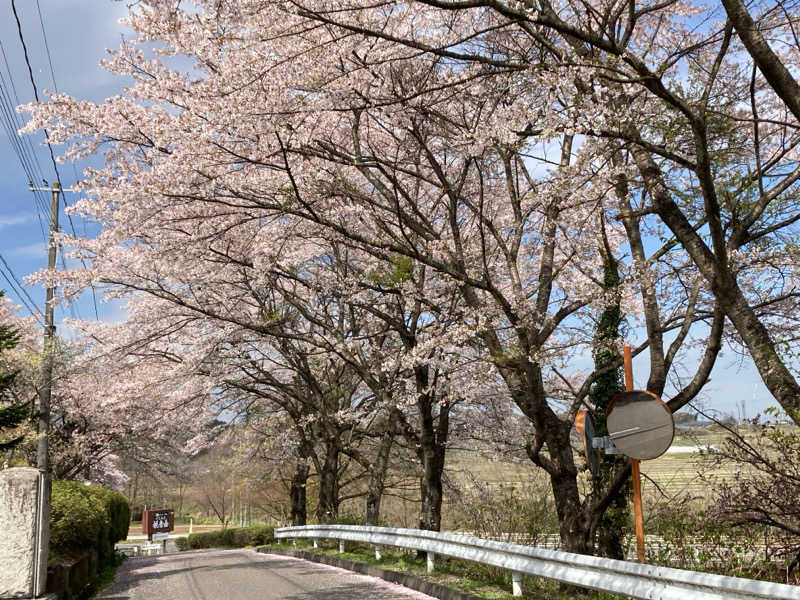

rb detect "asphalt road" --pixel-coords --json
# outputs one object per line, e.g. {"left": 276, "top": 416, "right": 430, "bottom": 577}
{"left": 97, "top": 549, "right": 438, "bottom": 600}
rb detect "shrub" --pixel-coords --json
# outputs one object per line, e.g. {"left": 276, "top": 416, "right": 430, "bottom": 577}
{"left": 183, "top": 525, "right": 274, "bottom": 550}
{"left": 87, "top": 486, "right": 130, "bottom": 542}
{"left": 50, "top": 481, "right": 109, "bottom": 561}
{"left": 333, "top": 511, "right": 366, "bottom": 526}
{"left": 247, "top": 524, "right": 274, "bottom": 546}
{"left": 186, "top": 529, "right": 228, "bottom": 549}
{"left": 450, "top": 474, "right": 559, "bottom": 546}
{"left": 49, "top": 480, "right": 130, "bottom": 566}
{"left": 85, "top": 485, "right": 130, "bottom": 561}
{"left": 646, "top": 494, "right": 780, "bottom": 580}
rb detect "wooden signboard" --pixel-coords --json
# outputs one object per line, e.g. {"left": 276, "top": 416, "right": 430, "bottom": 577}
{"left": 142, "top": 509, "right": 174, "bottom": 538}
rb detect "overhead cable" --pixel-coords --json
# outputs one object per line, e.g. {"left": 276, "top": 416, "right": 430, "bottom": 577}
{"left": 12, "top": 0, "right": 100, "bottom": 320}
{"left": 0, "top": 252, "right": 44, "bottom": 324}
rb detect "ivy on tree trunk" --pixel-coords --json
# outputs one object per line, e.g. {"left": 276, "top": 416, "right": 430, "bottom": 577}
{"left": 590, "top": 237, "right": 630, "bottom": 559}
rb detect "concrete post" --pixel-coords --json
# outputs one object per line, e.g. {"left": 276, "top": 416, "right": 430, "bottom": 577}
{"left": 0, "top": 468, "right": 49, "bottom": 599}
{"left": 339, "top": 539, "right": 345, "bottom": 553}
{"left": 427, "top": 551, "right": 435, "bottom": 573}
{"left": 511, "top": 571, "right": 522, "bottom": 596}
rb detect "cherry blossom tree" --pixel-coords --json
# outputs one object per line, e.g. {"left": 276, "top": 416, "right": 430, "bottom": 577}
{"left": 263, "top": 243, "right": 480, "bottom": 531}
{"left": 282, "top": 0, "right": 800, "bottom": 417}
{"left": 18, "top": 0, "right": 762, "bottom": 555}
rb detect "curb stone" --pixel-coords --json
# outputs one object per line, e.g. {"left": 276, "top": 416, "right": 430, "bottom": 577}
{"left": 256, "top": 546, "right": 483, "bottom": 600}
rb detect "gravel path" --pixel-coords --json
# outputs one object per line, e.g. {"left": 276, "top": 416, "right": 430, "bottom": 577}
{"left": 97, "top": 548, "right": 438, "bottom": 600}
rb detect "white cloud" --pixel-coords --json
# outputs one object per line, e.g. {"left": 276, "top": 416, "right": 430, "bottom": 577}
{"left": 9, "top": 242, "right": 47, "bottom": 258}
{"left": 0, "top": 214, "right": 32, "bottom": 229}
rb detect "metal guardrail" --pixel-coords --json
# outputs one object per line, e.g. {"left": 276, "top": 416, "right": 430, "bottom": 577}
{"left": 274, "top": 524, "right": 800, "bottom": 600}
{"left": 114, "top": 544, "right": 140, "bottom": 557}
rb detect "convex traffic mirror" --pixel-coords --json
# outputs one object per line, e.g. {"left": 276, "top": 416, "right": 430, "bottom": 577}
{"left": 606, "top": 390, "right": 674, "bottom": 460}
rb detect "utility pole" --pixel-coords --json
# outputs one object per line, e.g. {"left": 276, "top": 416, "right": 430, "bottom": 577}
{"left": 27, "top": 180, "right": 65, "bottom": 594}
{"left": 28, "top": 180, "right": 61, "bottom": 473}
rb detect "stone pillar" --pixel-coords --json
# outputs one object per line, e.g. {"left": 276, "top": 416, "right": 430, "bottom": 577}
{"left": 0, "top": 468, "right": 50, "bottom": 599}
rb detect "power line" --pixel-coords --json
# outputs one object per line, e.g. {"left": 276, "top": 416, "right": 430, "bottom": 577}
{"left": 1, "top": 38, "right": 55, "bottom": 197}
{"left": 34, "top": 1, "right": 99, "bottom": 320}
{"left": 11, "top": 0, "right": 63, "bottom": 187}
{"left": 0, "top": 252, "right": 44, "bottom": 324}
{"left": 0, "top": 40, "right": 22, "bottom": 102}
{"left": 0, "top": 42, "right": 50, "bottom": 195}
{"left": 12, "top": 0, "right": 100, "bottom": 320}
{"left": 35, "top": 0, "right": 58, "bottom": 93}
{"left": 0, "top": 268, "right": 35, "bottom": 318}
{"left": 0, "top": 40, "right": 51, "bottom": 239}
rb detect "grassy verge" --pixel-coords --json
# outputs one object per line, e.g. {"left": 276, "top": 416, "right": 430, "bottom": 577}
{"left": 268, "top": 540, "right": 626, "bottom": 600}
{"left": 86, "top": 554, "right": 125, "bottom": 599}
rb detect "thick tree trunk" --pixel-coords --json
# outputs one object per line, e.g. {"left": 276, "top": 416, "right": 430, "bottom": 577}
{"left": 316, "top": 440, "right": 340, "bottom": 523}
{"left": 365, "top": 428, "right": 395, "bottom": 526}
{"left": 290, "top": 460, "right": 309, "bottom": 526}
{"left": 418, "top": 440, "right": 445, "bottom": 531}
{"left": 546, "top": 424, "right": 592, "bottom": 555}
{"left": 415, "top": 377, "right": 449, "bottom": 533}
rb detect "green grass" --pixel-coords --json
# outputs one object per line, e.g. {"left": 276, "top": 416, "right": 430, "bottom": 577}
{"left": 87, "top": 554, "right": 125, "bottom": 599}
{"left": 271, "top": 540, "right": 626, "bottom": 600}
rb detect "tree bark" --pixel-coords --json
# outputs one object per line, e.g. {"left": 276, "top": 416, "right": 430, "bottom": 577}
{"left": 721, "top": 0, "right": 800, "bottom": 123}
{"left": 545, "top": 421, "right": 592, "bottom": 554}
{"left": 418, "top": 438, "right": 445, "bottom": 531}
{"left": 365, "top": 425, "right": 395, "bottom": 526}
{"left": 316, "top": 439, "right": 340, "bottom": 523}
{"left": 552, "top": 473, "right": 591, "bottom": 555}
{"left": 590, "top": 233, "right": 629, "bottom": 560}
{"left": 629, "top": 139, "right": 800, "bottom": 418}
{"left": 415, "top": 370, "right": 449, "bottom": 533}
{"left": 290, "top": 460, "right": 309, "bottom": 526}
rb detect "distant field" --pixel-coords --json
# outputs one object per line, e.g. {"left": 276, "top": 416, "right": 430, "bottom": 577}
{"left": 432, "top": 424, "right": 752, "bottom": 529}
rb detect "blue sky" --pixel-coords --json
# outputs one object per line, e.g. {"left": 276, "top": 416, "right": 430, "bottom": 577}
{"left": 0, "top": 0, "right": 129, "bottom": 325}
{"left": 0, "top": 1, "right": 779, "bottom": 419}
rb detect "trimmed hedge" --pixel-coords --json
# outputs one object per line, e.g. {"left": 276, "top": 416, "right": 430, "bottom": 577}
{"left": 50, "top": 480, "right": 130, "bottom": 565}
{"left": 86, "top": 485, "right": 130, "bottom": 543}
{"left": 174, "top": 525, "right": 274, "bottom": 551}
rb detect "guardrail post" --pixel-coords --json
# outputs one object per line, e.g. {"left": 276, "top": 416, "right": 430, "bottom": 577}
{"left": 511, "top": 571, "right": 522, "bottom": 597}
{"left": 339, "top": 539, "right": 345, "bottom": 553}
{"left": 313, "top": 539, "right": 318, "bottom": 548}
{"left": 375, "top": 545, "right": 382, "bottom": 560}
{"left": 292, "top": 538, "right": 297, "bottom": 547}
{"left": 427, "top": 551, "right": 435, "bottom": 573}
